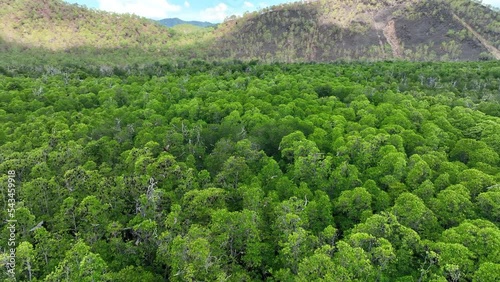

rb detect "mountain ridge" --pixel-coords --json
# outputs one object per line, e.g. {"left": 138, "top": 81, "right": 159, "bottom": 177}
{"left": 0, "top": 0, "right": 498, "bottom": 65}
{"left": 157, "top": 17, "right": 215, "bottom": 28}
{"left": 211, "top": 0, "right": 499, "bottom": 62}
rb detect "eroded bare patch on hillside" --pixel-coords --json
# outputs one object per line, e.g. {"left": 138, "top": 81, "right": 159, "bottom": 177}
{"left": 383, "top": 20, "right": 403, "bottom": 58}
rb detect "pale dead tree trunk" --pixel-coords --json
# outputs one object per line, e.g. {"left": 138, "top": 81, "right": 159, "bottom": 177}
{"left": 26, "top": 259, "right": 32, "bottom": 281}
{"left": 43, "top": 251, "right": 48, "bottom": 266}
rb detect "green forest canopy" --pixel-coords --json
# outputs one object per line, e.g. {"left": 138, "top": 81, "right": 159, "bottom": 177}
{"left": 1, "top": 60, "right": 500, "bottom": 281}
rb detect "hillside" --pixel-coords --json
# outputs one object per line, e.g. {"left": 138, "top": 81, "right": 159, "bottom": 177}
{"left": 157, "top": 18, "right": 215, "bottom": 28}
{"left": 0, "top": 0, "right": 174, "bottom": 50}
{"left": 212, "top": 0, "right": 500, "bottom": 61}
{"left": 0, "top": 0, "right": 216, "bottom": 66}
{"left": 0, "top": 0, "right": 499, "bottom": 64}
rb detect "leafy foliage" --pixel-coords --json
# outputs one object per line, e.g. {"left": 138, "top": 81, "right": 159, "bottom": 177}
{"left": 1, "top": 60, "right": 500, "bottom": 281}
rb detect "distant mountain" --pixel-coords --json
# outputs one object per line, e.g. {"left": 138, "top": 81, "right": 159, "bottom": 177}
{"left": 158, "top": 18, "right": 215, "bottom": 28}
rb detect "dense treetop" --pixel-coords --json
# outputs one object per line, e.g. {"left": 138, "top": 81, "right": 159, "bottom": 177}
{"left": 1, "top": 60, "right": 500, "bottom": 281}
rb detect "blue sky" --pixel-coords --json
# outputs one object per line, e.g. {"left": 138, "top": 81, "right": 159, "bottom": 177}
{"left": 64, "top": 0, "right": 500, "bottom": 23}
{"left": 63, "top": 0, "right": 297, "bottom": 22}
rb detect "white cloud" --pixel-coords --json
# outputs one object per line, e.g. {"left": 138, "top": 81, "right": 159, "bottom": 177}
{"left": 244, "top": 2, "right": 254, "bottom": 8}
{"left": 184, "top": 1, "right": 190, "bottom": 8}
{"left": 98, "top": 0, "right": 182, "bottom": 19}
{"left": 199, "top": 3, "right": 228, "bottom": 23}
{"left": 482, "top": 0, "right": 500, "bottom": 7}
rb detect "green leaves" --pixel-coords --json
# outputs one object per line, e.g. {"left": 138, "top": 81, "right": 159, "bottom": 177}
{"left": 160, "top": 225, "right": 227, "bottom": 282}
{"left": 279, "top": 227, "right": 317, "bottom": 275}
{"left": 450, "top": 139, "right": 499, "bottom": 167}
{"left": 335, "top": 187, "right": 372, "bottom": 229}
{"left": 2, "top": 61, "right": 500, "bottom": 281}
{"left": 44, "top": 240, "right": 107, "bottom": 282}
{"left": 429, "top": 185, "right": 474, "bottom": 228}
{"left": 297, "top": 245, "right": 342, "bottom": 282}
{"left": 442, "top": 220, "right": 500, "bottom": 264}
{"left": 392, "top": 193, "right": 441, "bottom": 239}
{"left": 181, "top": 188, "right": 226, "bottom": 224}
{"left": 458, "top": 169, "right": 496, "bottom": 199}
{"left": 477, "top": 188, "right": 500, "bottom": 222}
{"left": 429, "top": 242, "right": 475, "bottom": 280}
{"left": 16, "top": 241, "right": 36, "bottom": 281}
{"left": 473, "top": 262, "right": 500, "bottom": 282}
{"left": 210, "top": 209, "right": 263, "bottom": 268}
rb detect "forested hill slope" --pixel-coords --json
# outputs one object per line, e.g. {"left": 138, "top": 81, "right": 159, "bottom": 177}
{"left": 212, "top": 0, "right": 500, "bottom": 61}
{"left": 0, "top": 0, "right": 499, "bottom": 64}
{"left": 0, "top": 0, "right": 178, "bottom": 51}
